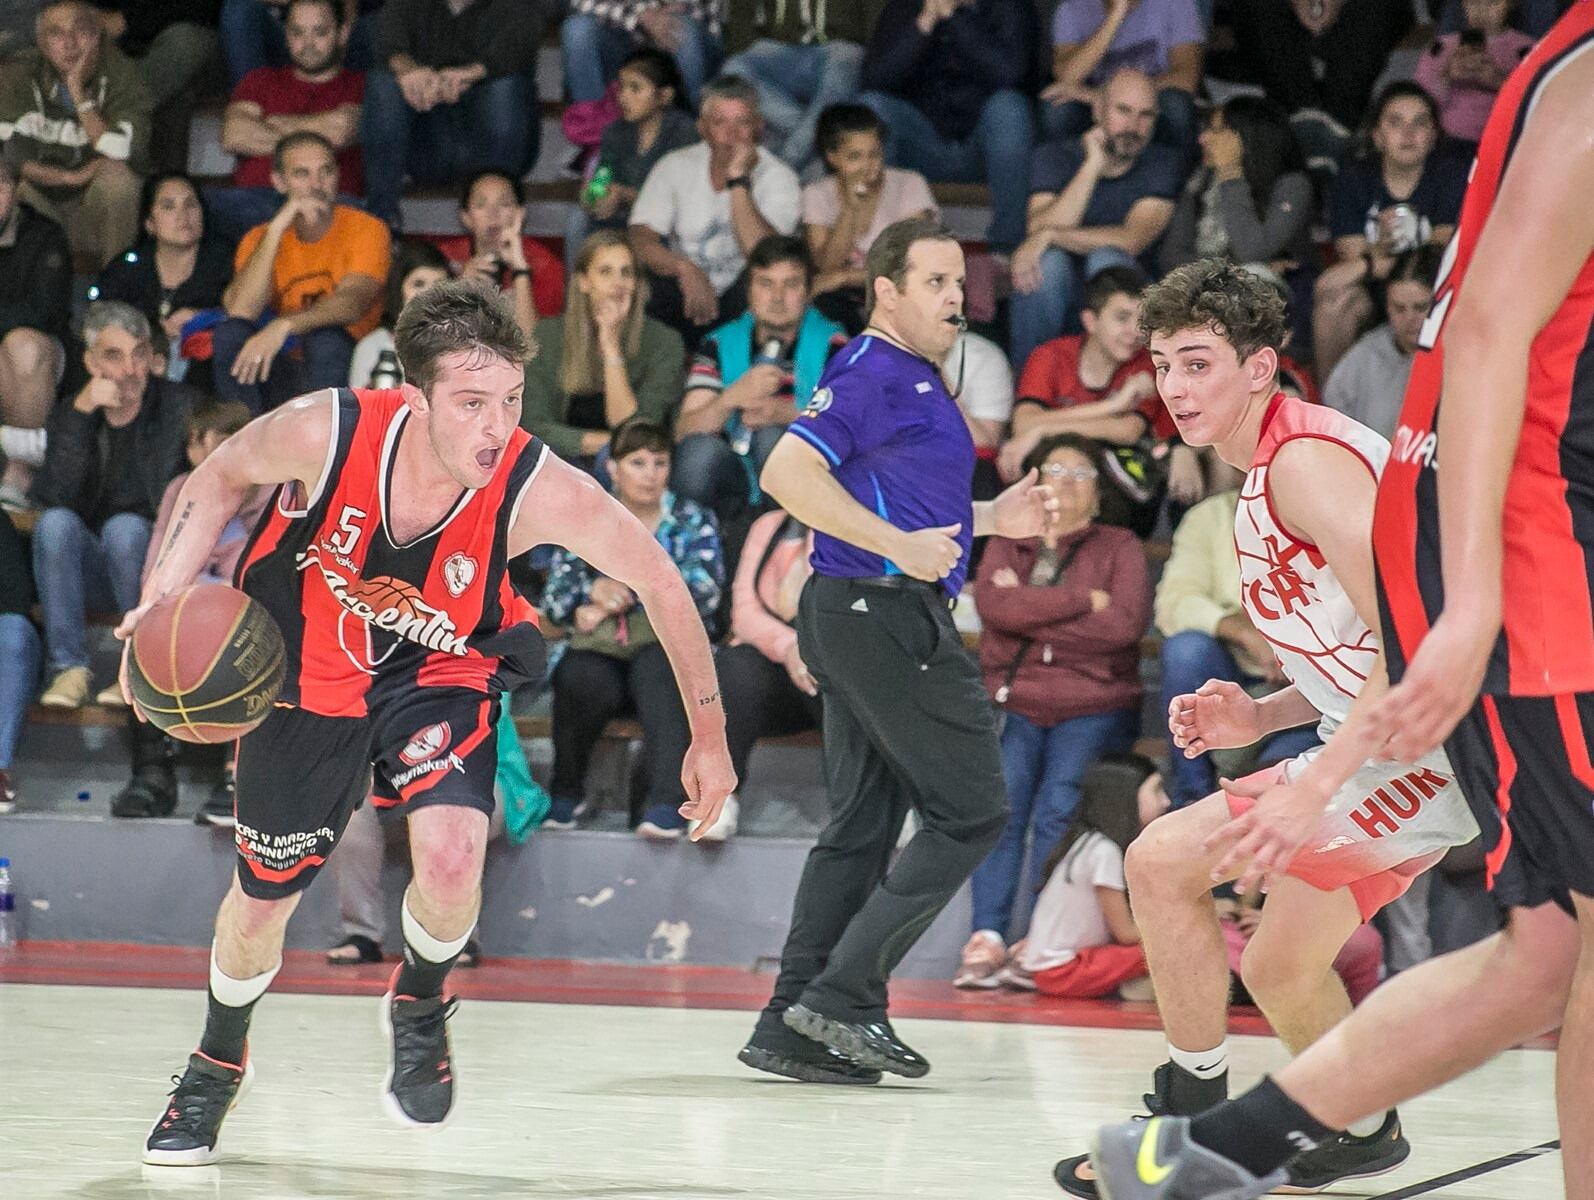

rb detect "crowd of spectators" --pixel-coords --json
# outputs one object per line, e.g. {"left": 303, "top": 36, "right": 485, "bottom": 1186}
{"left": 0, "top": 0, "right": 1532, "bottom": 985}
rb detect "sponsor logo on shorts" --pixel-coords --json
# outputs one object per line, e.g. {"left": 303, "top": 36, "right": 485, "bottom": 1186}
{"left": 442, "top": 552, "right": 477, "bottom": 598}
{"left": 399, "top": 722, "right": 450, "bottom": 767}
{"left": 1349, "top": 767, "right": 1450, "bottom": 839}
{"left": 389, "top": 751, "right": 466, "bottom": 790}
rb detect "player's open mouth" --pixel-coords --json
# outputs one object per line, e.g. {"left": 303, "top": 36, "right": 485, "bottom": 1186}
{"left": 476, "top": 447, "right": 501, "bottom": 469}
{"left": 1173, "top": 411, "right": 1199, "bottom": 423}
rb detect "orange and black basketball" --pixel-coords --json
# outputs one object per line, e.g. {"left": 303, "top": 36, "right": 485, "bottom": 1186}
{"left": 128, "top": 584, "right": 287, "bottom": 744}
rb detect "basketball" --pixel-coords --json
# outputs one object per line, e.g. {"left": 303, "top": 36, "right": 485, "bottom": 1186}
{"left": 127, "top": 584, "right": 287, "bottom": 744}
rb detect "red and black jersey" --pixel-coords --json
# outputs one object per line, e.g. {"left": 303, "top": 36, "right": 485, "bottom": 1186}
{"left": 236, "top": 388, "right": 548, "bottom": 718}
{"left": 1374, "top": 2, "right": 1594, "bottom": 697}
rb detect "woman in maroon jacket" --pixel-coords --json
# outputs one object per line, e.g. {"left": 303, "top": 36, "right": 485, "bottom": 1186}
{"left": 954, "top": 432, "right": 1152, "bottom": 989}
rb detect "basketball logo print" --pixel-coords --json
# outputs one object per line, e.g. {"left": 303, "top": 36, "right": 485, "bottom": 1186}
{"left": 399, "top": 722, "right": 451, "bottom": 766}
{"left": 346, "top": 575, "right": 429, "bottom": 623}
{"left": 442, "top": 552, "right": 477, "bottom": 598}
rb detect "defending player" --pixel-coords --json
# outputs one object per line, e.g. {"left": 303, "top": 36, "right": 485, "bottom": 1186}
{"left": 1052, "top": 260, "right": 1476, "bottom": 1197}
{"left": 1088, "top": 6, "right": 1594, "bottom": 1198}
{"left": 123, "top": 279, "right": 735, "bottom": 1165}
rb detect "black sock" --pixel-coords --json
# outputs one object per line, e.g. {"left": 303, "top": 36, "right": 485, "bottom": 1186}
{"left": 1189, "top": 1076, "right": 1337, "bottom": 1177}
{"left": 198, "top": 990, "right": 257, "bottom": 1066}
{"left": 394, "top": 940, "right": 461, "bottom": 1000}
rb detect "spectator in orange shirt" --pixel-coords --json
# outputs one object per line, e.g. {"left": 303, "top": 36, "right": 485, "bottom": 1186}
{"left": 212, "top": 130, "right": 389, "bottom": 412}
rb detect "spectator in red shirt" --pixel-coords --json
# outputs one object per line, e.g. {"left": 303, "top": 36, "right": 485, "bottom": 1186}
{"left": 211, "top": 0, "right": 363, "bottom": 245}
{"left": 432, "top": 168, "right": 566, "bottom": 339}
{"left": 999, "top": 266, "right": 1170, "bottom": 481}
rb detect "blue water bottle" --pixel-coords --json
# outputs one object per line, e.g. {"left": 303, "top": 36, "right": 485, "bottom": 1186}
{"left": 0, "top": 857, "right": 17, "bottom": 950}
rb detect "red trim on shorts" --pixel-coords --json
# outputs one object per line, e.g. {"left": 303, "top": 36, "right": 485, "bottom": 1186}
{"left": 399, "top": 698, "right": 494, "bottom": 801}
{"left": 241, "top": 854, "right": 328, "bottom": 884}
{"left": 1554, "top": 694, "right": 1594, "bottom": 790}
{"left": 1480, "top": 695, "right": 1518, "bottom": 887}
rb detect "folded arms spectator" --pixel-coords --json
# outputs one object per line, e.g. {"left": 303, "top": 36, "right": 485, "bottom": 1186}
{"left": 561, "top": 0, "right": 722, "bottom": 109}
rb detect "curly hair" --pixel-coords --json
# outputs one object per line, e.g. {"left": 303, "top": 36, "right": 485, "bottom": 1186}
{"left": 1138, "top": 259, "right": 1290, "bottom": 363}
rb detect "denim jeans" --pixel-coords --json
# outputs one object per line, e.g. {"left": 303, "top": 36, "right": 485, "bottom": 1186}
{"left": 969, "top": 706, "right": 1139, "bottom": 938}
{"left": 670, "top": 427, "right": 785, "bottom": 523}
{"left": 32, "top": 508, "right": 151, "bottom": 673}
{"left": 858, "top": 89, "right": 1034, "bottom": 252}
{"left": 362, "top": 69, "right": 541, "bottom": 229}
{"left": 724, "top": 39, "right": 863, "bottom": 171}
{"left": 0, "top": 613, "right": 42, "bottom": 768}
{"left": 220, "top": 0, "right": 376, "bottom": 82}
{"left": 1159, "top": 630, "right": 1321, "bottom": 808}
{"left": 1039, "top": 88, "right": 1199, "bottom": 163}
{"left": 1008, "top": 244, "right": 1140, "bottom": 370}
{"left": 211, "top": 317, "right": 355, "bottom": 413}
{"left": 560, "top": 11, "right": 720, "bottom": 107}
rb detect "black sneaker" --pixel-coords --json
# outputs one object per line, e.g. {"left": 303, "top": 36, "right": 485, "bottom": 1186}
{"left": 782, "top": 1003, "right": 930, "bottom": 1078}
{"left": 1277, "top": 1109, "right": 1410, "bottom": 1194}
{"left": 143, "top": 1051, "right": 253, "bottom": 1166}
{"left": 111, "top": 768, "right": 178, "bottom": 818}
{"left": 381, "top": 987, "right": 458, "bottom": 1127}
{"left": 195, "top": 766, "right": 235, "bottom": 828}
{"left": 738, "top": 1020, "right": 883, "bottom": 1086}
{"left": 1054, "top": 1062, "right": 1229, "bottom": 1197}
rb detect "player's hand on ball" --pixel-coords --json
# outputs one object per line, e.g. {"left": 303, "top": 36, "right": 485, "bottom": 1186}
{"left": 895, "top": 523, "right": 962, "bottom": 581}
{"left": 679, "top": 735, "right": 737, "bottom": 841}
{"left": 1169, "top": 679, "right": 1262, "bottom": 756}
{"left": 1203, "top": 772, "right": 1332, "bottom": 896}
{"left": 114, "top": 602, "right": 152, "bottom": 719}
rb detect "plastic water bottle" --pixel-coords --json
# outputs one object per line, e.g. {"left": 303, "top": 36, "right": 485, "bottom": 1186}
{"left": 732, "top": 339, "right": 785, "bottom": 456}
{"left": 370, "top": 349, "right": 403, "bottom": 389}
{"left": 0, "top": 858, "right": 17, "bottom": 950}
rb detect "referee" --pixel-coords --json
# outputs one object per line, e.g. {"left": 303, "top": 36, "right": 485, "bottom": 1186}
{"left": 737, "top": 217, "right": 1056, "bottom": 1084}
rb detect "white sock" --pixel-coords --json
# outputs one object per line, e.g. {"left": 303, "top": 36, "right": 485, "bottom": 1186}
{"left": 1168, "top": 1040, "right": 1229, "bottom": 1080}
{"left": 209, "top": 946, "right": 280, "bottom": 1008}
{"left": 1347, "top": 1111, "right": 1388, "bottom": 1138}
{"left": 401, "top": 892, "right": 473, "bottom": 963}
{"left": 0, "top": 425, "right": 46, "bottom": 468}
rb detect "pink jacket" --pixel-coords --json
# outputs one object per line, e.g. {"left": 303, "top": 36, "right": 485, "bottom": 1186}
{"left": 1414, "top": 30, "right": 1535, "bottom": 143}
{"left": 729, "top": 510, "right": 812, "bottom": 665}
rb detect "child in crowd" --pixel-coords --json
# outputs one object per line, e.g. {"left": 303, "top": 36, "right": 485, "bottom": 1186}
{"left": 348, "top": 241, "right": 450, "bottom": 388}
{"left": 564, "top": 48, "right": 698, "bottom": 280}
{"left": 1003, "top": 754, "right": 1168, "bottom": 998}
{"left": 1415, "top": 0, "right": 1536, "bottom": 145}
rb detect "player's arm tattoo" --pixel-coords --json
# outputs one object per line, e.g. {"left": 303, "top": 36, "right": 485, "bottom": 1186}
{"left": 697, "top": 690, "right": 721, "bottom": 707}
{"left": 153, "top": 500, "right": 194, "bottom": 571}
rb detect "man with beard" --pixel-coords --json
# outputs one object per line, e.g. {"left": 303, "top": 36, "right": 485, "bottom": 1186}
{"left": 212, "top": 130, "right": 388, "bottom": 413}
{"left": 1009, "top": 68, "right": 1185, "bottom": 369}
{"left": 212, "top": 0, "right": 366, "bottom": 245}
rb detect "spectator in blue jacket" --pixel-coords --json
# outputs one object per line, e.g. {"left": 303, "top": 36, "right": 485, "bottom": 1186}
{"left": 857, "top": 0, "right": 1036, "bottom": 253}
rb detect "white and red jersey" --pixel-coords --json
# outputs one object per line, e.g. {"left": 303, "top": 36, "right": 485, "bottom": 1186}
{"left": 1235, "top": 394, "right": 1389, "bottom": 726}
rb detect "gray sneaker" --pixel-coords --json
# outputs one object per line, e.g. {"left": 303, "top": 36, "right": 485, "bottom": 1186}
{"left": 1089, "top": 1117, "right": 1287, "bottom": 1200}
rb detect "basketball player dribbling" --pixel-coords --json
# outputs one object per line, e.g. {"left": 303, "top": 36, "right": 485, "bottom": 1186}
{"left": 119, "top": 279, "right": 736, "bottom": 1165}
{"left": 1089, "top": 5, "right": 1594, "bottom": 1198}
{"left": 1050, "top": 260, "right": 1476, "bottom": 1198}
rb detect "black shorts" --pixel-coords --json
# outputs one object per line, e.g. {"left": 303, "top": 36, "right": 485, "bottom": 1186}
{"left": 233, "top": 687, "right": 501, "bottom": 900}
{"left": 1445, "top": 692, "right": 1594, "bottom": 914}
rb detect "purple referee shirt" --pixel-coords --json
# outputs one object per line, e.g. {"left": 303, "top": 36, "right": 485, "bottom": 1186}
{"left": 784, "top": 334, "right": 976, "bottom": 596}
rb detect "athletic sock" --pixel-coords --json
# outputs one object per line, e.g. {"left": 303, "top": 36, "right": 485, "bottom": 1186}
{"left": 1190, "top": 1076, "right": 1337, "bottom": 1178}
{"left": 394, "top": 893, "right": 472, "bottom": 999}
{"left": 1168, "top": 1039, "right": 1229, "bottom": 1081}
{"left": 198, "top": 948, "right": 279, "bottom": 1065}
{"left": 1347, "top": 1110, "right": 1389, "bottom": 1138}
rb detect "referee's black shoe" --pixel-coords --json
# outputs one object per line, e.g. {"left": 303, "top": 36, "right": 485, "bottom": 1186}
{"left": 739, "top": 1020, "right": 883, "bottom": 1085}
{"left": 782, "top": 1003, "right": 930, "bottom": 1078}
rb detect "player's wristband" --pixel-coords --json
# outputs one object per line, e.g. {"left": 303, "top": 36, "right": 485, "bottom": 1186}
{"left": 726, "top": 175, "right": 752, "bottom": 190}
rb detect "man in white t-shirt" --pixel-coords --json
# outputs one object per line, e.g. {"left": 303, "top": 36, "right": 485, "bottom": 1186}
{"left": 629, "top": 75, "right": 801, "bottom": 348}
{"left": 944, "top": 330, "right": 1014, "bottom": 501}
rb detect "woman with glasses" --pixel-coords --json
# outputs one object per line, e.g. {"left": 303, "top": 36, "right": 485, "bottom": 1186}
{"left": 954, "top": 431, "right": 1152, "bottom": 989}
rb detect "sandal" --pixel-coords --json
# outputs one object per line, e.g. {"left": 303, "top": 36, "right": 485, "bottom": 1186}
{"left": 325, "top": 934, "right": 383, "bottom": 965}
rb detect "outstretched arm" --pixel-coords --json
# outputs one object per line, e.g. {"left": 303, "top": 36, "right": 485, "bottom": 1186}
{"left": 509, "top": 452, "right": 735, "bottom": 838}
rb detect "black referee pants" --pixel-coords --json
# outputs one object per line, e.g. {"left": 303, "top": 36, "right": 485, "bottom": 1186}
{"left": 760, "top": 575, "right": 1009, "bottom": 1026}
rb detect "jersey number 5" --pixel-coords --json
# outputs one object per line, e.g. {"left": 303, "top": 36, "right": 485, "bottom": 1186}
{"left": 328, "top": 505, "right": 367, "bottom": 556}
{"left": 1416, "top": 233, "right": 1461, "bottom": 352}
